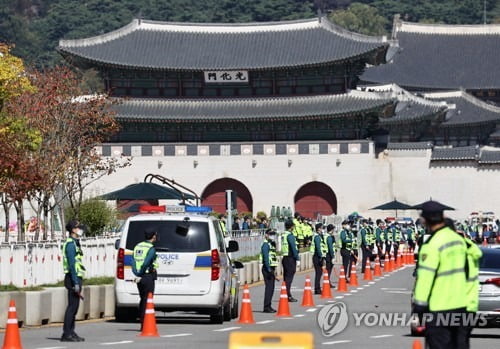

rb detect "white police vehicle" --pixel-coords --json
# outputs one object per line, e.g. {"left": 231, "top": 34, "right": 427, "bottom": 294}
{"left": 114, "top": 205, "right": 242, "bottom": 323}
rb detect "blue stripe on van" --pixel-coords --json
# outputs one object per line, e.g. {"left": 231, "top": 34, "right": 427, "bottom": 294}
{"left": 194, "top": 255, "right": 212, "bottom": 268}
{"left": 124, "top": 254, "right": 134, "bottom": 266}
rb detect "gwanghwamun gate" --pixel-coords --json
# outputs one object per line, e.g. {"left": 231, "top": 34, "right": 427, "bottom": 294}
{"left": 56, "top": 15, "right": 500, "bottom": 219}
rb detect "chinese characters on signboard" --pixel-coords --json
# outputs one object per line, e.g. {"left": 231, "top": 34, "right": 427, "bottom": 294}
{"left": 204, "top": 71, "right": 249, "bottom": 83}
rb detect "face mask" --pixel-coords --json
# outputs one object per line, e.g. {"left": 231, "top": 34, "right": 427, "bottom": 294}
{"left": 343, "top": 225, "right": 350, "bottom": 230}
{"left": 75, "top": 228, "right": 84, "bottom": 237}
{"left": 268, "top": 235, "right": 276, "bottom": 241}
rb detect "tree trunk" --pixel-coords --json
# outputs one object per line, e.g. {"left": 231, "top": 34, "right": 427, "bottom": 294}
{"left": 3, "top": 202, "right": 10, "bottom": 243}
{"left": 42, "top": 197, "right": 49, "bottom": 240}
{"left": 15, "top": 199, "right": 25, "bottom": 242}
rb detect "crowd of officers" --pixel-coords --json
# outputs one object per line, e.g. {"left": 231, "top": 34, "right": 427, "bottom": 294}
{"left": 260, "top": 202, "right": 484, "bottom": 349}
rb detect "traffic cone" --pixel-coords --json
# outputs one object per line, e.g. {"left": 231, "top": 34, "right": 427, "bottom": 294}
{"left": 301, "top": 276, "right": 315, "bottom": 307}
{"left": 337, "top": 266, "right": 348, "bottom": 292}
{"left": 321, "top": 268, "right": 333, "bottom": 299}
{"left": 238, "top": 284, "right": 255, "bottom": 324}
{"left": 363, "top": 260, "right": 373, "bottom": 281}
{"left": 349, "top": 262, "right": 359, "bottom": 287}
{"left": 138, "top": 293, "right": 159, "bottom": 337}
{"left": 482, "top": 237, "right": 488, "bottom": 247}
{"left": 373, "top": 255, "right": 382, "bottom": 276}
{"left": 411, "top": 249, "right": 416, "bottom": 265}
{"left": 412, "top": 339, "right": 423, "bottom": 349}
{"left": 384, "top": 252, "right": 391, "bottom": 273}
{"left": 276, "top": 282, "right": 291, "bottom": 317}
{"left": 395, "top": 250, "right": 401, "bottom": 268}
{"left": 390, "top": 254, "right": 395, "bottom": 271}
{"left": 2, "top": 300, "right": 22, "bottom": 349}
{"left": 405, "top": 248, "right": 410, "bottom": 265}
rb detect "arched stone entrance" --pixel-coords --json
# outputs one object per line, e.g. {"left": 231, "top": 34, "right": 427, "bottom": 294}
{"left": 294, "top": 181, "right": 337, "bottom": 219}
{"left": 201, "top": 178, "right": 253, "bottom": 214}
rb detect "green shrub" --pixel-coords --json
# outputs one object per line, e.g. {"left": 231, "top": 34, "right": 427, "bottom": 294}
{"left": 66, "top": 199, "right": 118, "bottom": 236}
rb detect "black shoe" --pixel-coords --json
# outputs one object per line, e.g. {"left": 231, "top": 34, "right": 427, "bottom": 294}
{"left": 72, "top": 334, "right": 85, "bottom": 342}
{"left": 61, "top": 336, "right": 78, "bottom": 342}
{"left": 263, "top": 308, "right": 277, "bottom": 313}
{"left": 314, "top": 290, "right": 322, "bottom": 295}
{"left": 288, "top": 297, "right": 298, "bottom": 302}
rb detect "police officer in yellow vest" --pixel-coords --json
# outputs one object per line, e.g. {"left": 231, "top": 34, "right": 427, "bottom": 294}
{"left": 360, "top": 220, "right": 374, "bottom": 274}
{"left": 412, "top": 201, "right": 468, "bottom": 349}
{"left": 260, "top": 229, "right": 278, "bottom": 313}
{"left": 132, "top": 230, "right": 159, "bottom": 327}
{"left": 61, "top": 220, "right": 85, "bottom": 342}
{"left": 282, "top": 220, "right": 300, "bottom": 302}
{"left": 311, "top": 223, "right": 327, "bottom": 294}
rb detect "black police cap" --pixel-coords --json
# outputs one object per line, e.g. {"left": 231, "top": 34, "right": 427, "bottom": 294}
{"left": 315, "top": 223, "right": 323, "bottom": 230}
{"left": 419, "top": 200, "right": 450, "bottom": 214}
{"left": 285, "top": 219, "right": 294, "bottom": 229}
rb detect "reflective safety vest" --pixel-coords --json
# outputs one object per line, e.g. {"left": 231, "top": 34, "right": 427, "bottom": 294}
{"left": 281, "top": 231, "right": 297, "bottom": 254}
{"left": 292, "top": 219, "right": 303, "bottom": 239}
{"left": 376, "top": 227, "right": 385, "bottom": 243}
{"left": 63, "top": 237, "right": 85, "bottom": 278}
{"left": 340, "top": 230, "right": 353, "bottom": 250}
{"left": 219, "top": 221, "right": 227, "bottom": 237}
{"left": 464, "top": 238, "right": 482, "bottom": 312}
{"left": 387, "top": 228, "right": 394, "bottom": 242}
{"left": 310, "top": 233, "right": 328, "bottom": 256}
{"left": 133, "top": 241, "right": 159, "bottom": 273}
{"left": 324, "top": 234, "right": 334, "bottom": 256}
{"left": 366, "top": 229, "right": 375, "bottom": 245}
{"left": 413, "top": 226, "right": 467, "bottom": 312}
{"left": 406, "top": 228, "right": 414, "bottom": 241}
{"left": 393, "top": 229, "right": 401, "bottom": 243}
{"left": 260, "top": 240, "right": 278, "bottom": 267}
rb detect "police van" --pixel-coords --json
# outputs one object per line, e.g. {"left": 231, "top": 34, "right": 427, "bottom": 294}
{"left": 114, "top": 205, "right": 242, "bottom": 323}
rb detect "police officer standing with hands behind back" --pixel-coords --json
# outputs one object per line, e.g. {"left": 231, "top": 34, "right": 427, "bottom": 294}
{"left": 412, "top": 201, "right": 468, "bottom": 349}
{"left": 132, "top": 229, "right": 159, "bottom": 328}
{"left": 260, "top": 229, "right": 278, "bottom": 313}
{"left": 281, "top": 219, "right": 300, "bottom": 302}
{"left": 61, "top": 220, "right": 86, "bottom": 342}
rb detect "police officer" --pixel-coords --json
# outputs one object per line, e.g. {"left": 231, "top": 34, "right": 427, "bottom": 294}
{"left": 360, "top": 220, "right": 373, "bottom": 273}
{"left": 412, "top": 201, "right": 468, "bottom": 349}
{"left": 61, "top": 220, "right": 85, "bottom": 342}
{"left": 339, "top": 220, "right": 353, "bottom": 281}
{"left": 325, "top": 224, "right": 336, "bottom": 285}
{"left": 282, "top": 219, "right": 299, "bottom": 302}
{"left": 132, "top": 230, "right": 159, "bottom": 327}
{"left": 311, "top": 223, "right": 327, "bottom": 294}
{"left": 384, "top": 222, "right": 394, "bottom": 258}
{"left": 392, "top": 224, "right": 402, "bottom": 260}
{"left": 375, "top": 219, "right": 385, "bottom": 265}
{"left": 406, "top": 224, "right": 416, "bottom": 251}
{"left": 292, "top": 213, "right": 303, "bottom": 248}
{"left": 260, "top": 229, "right": 278, "bottom": 313}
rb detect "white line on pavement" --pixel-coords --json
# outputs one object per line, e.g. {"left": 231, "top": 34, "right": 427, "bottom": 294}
{"left": 100, "top": 341, "right": 134, "bottom": 345}
{"left": 351, "top": 290, "right": 358, "bottom": 293}
{"left": 381, "top": 288, "right": 407, "bottom": 290}
{"left": 370, "top": 334, "right": 394, "bottom": 339}
{"left": 294, "top": 314, "right": 305, "bottom": 318}
{"left": 281, "top": 317, "right": 294, "bottom": 320}
{"left": 214, "top": 327, "right": 241, "bottom": 332}
{"left": 256, "top": 320, "right": 275, "bottom": 324}
{"left": 334, "top": 296, "right": 344, "bottom": 299}
{"left": 306, "top": 308, "right": 317, "bottom": 312}
{"left": 316, "top": 304, "right": 325, "bottom": 307}
{"left": 368, "top": 282, "right": 375, "bottom": 284}
{"left": 386, "top": 290, "right": 412, "bottom": 294}
{"left": 36, "top": 347, "right": 67, "bottom": 349}
{"left": 322, "top": 340, "right": 353, "bottom": 345}
{"left": 161, "top": 333, "right": 193, "bottom": 338}
{"left": 357, "top": 287, "right": 364, "bottom": 290}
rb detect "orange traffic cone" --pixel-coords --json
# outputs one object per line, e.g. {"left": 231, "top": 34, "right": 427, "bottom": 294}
{"left": 482, "top": 237, "right": 488, "bottom": 247}
{"left": 238, "top": 284, "right": 255, "bottom": 324}
{"left": 363, "top": 260, "right": 373, "bottom": 281}
{"left": 412, "top": 339, "right": 423, "bottom": 349}
{"left": 390, "top": 254, "right": 396, "bottom": 271}
{"left": 349, "top": 262, "right": 359, "bottom": 287}
{"left": 138, "top": 292, "right": 159, "bottom": 337}
{"left": 411, "top": 249, "right": 416, "bottom": 265}
{"left": 337, "top": 266, "right": 348, "bottom": 292}
{"left": 276, "top": 282, "right": 291, "bottom": 317}
{"left": 384, "top": 252, "right": 391, "bottom": 273}
{"left": 321, "top": 268, "right": 333, "bottom": 299}
{"left": 373, "top": 255, "right": 382, "bottom": 276}
{"left": 2, "top": 300, "right": 22, "bottom": 349}
{"left": 301, "top": 276, "right": 315, "bottom": 307}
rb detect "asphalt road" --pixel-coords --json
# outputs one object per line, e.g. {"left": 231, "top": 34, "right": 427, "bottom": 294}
{"left": 8, "top": 265, "right": 500, "bottom": 349}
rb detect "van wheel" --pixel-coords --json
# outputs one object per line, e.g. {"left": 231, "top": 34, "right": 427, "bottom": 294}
{"left": 223, "top": 300, "right": 231, "bottom": 322}
{"left": 114, "top": 306, "right": 137, "bottom": 323}
{"left": 231, "top": 298, "right": 239, "bottom": 319}
{"left": 210, "top": 307, "right": 224, "bottom": 324}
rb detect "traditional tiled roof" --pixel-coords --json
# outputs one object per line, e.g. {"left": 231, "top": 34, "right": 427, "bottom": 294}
{"left": 362, "top": 17, "right": 500, "bottom": 89}
{"left": 387, "top": 142, "right": 433, "bottom": 150}
{"left": 359, "top": 84, "right": 447, "bottom": 124}
{"left": 431, "top": 146, "right": 479, "bottom": 161}
{"left": 423, "top": 91, "right": 500, "bottom": 126}
{"left": 478, "top": 149, "right": 500, "bottom": 164}
{"left": 58, "top": 17, "right": 393, "bottom": 70}
{"left": 112, "top": 90, "right": 394, "bottom": 122}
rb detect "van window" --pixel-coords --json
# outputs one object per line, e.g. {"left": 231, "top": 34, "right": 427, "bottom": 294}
{"left": 125, "top": 220, "right": 210, "bottom": 252}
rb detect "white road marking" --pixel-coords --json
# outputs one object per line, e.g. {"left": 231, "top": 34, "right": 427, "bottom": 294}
{"left": 100, "top": 341, "right": 134, "bottom": 345}
{"left": 256, "top": 320, "right": 275, "bottom": 324}
{"left": 294, "top": 314, "right": 305, "bottom": 318}
{"left": 161, "top": 333, "right": 193, "bottom": 338}
{"left": 357, "top": 287, "right": 364, "bottom": 290}
{"left": 306, "top": 308, "right": 317, "bottom": 312}
{"left": 335, "top": 296, "right": 344, "bottom": 299}
{"left": 386, "top": 290, "right": 412, "bottom": 294}
{"left": 36, "top": 347, "right": 67, "bottom": 349}
{"left": 281, "top": 317, "right": 294, "bottom": 320}
{"left": 322, "top": 340, "right": 353, "bottom": 345}
{"left": 214, "top": 327, "right": 241, "bottom": 332}
{"left": 368, "top": 282, "right": 375, "bottom": 284}
{"left": 344, "top": 293, "right": 351, "bottom": 296}
{"left": 381, "top": 288, "right": 407, "bottom": 291}
{"left": 370, "top": 334, "right": 394, "bottom": 338}
{"left": 316, "top": 304, "right": 325, "bottom": 307}
{"left": 351, "top": 290, "right": 358, "bottom": 293}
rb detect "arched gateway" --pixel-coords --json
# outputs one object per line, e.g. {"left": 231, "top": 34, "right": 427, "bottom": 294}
{"left": 201, "top": 178, "right": 253, "bottom": 214}
{"left": 294, "top": 181, "right": 337, "bottom": 219}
